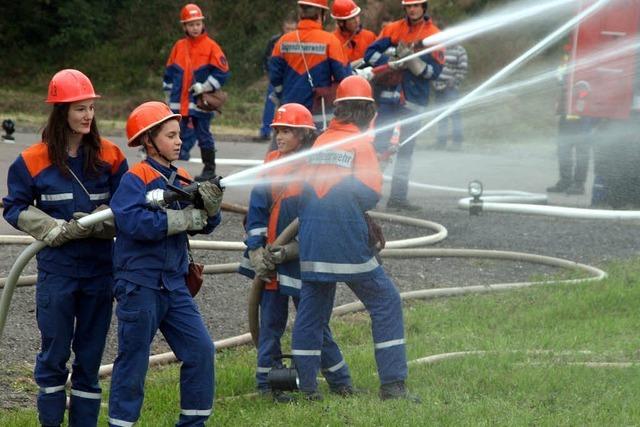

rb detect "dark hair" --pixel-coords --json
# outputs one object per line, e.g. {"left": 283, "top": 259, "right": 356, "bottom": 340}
{"left": 294, "top": 127, "right": 318, "bottom": 149}
{"left": 333, "top": 100, "right": 377, "bottom": 130}
{"left": 140, "top": 117, "right": 180, "bottom": 153}
{"left": 299, "top": 5, "right": 325, "bottom": 21}
{"left": 42, "top": 103, "right": 104, "bottom": 177}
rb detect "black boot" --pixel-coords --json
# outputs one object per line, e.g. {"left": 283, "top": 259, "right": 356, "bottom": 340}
{"left": 379, "top": 380, "right": 421, "bottom": 403}
{"left": 195, "top": 147, "right": 216, "bottom": 182}
{"left": 546, "top": 179, "right": 571, "bottom": 193}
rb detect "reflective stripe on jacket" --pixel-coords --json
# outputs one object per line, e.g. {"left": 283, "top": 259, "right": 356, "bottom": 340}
{"left": 2, "top": 139, "right": 128, "bottom": 277}
{"left": 111, "top": 158, "right": 220, "bottom": 291}
{"left": 270, "top": 19, "right": 351, "bottom": 110}
{"left": 163, "top": 32, "right": 230, "bottom": 118}
{"left": 364, "top": 16, "right": 444, "bottom": 106}
{"left": 298, "top": 120, "right": 382, "bottom": 282}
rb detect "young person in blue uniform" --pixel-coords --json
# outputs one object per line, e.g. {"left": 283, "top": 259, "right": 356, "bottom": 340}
{"left": 3, "top": 69, "right": 128, "bottom": 427}
{"left": 239, "top": 103, "right": 354, "bottom": 402}
{"left": 291, "top": 76, "right": 418, "bottom": 401}
{"left": 107, "top": 101, "right": 223, "bottom": 427}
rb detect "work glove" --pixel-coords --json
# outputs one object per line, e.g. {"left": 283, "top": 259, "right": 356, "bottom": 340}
{"left": 47, "top": 219, "right": 93, "bottom": 247}
{"left": 73, "top": 205, "right": 116, "bottom": 239}
{"left": 268, "top": 91, "right": 281, "bottom": 107}
{"left": 17, "top": 205, "right": 90, "bottom": 247}
{"left": 407, "top": 57, "right": 433, "bottom": 78}
{"left": 166, "top": 206, "right": 208, "bottom": 235}
{"left": 248, "top": 247, "right": 274, "bottom": 279}
{"left": 396, "top": 42, "right": 413, "bottom": 59}
{"left": 190, "top": 82, "right": 206, "bottom": 96}
{"left": 197, "top": 181, "right": 223, "bottom": 217}
{"left": 354, "top": 66, "right": 375, "bottom": 81}
{"left": 264, "top": 241, "right": 299, "bottom": 265}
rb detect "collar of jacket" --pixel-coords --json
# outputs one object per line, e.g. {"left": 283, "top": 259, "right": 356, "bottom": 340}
{"left": 298, "top": 19, "right": 323, "bottom": 31}
{"left": 328, "top": 119, "right": 361, "bottom": 134}
{"left": 187, "top": 32, "right": 209, "bottom": 45}
{"left": 145, "top": 157, "right": 178, "bottom": 181}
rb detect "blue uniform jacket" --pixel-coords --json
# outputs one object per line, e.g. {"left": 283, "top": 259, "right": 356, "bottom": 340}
{"left": 239, "top": 150, "right": 303, "bottom": 296}
{"left": 298, "top": 120, "right": 383, "bottom": 283}
{"left": 364, "top": 16, "right": 444, "bottom": 106}
{"left": 3, "top": 139, "right": 128, "bottom": 277}
{"left": 269, "top": 19, "right": 352, "bottom": 111}
{"left": 110, "top": 158, "right": 220, "bottom": 291}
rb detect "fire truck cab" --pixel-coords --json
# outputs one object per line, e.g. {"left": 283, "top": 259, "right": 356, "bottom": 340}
{"left": 566, "top": 0, "right": 640, "bottom": 208}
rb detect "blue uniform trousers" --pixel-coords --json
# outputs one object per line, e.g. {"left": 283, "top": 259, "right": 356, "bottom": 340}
{"left": 35, "top": 271, "right": 112, "bottom": 427}
{"left": 108, "top": 282, "right": 215, "bottom": 427}
{"left": 256, "top": 290, "right": 352, "bottom": 391}
{"left": 179, "top": 116, "right": 215, "bottom": 160}
{"left": 375, "top": 104, "right": 421, "bottom": 204}
{"left": 291, "top": 269, "right": 407, "bottom": 392}
{"left": 259, "top": 84, "right": 276, "bottom": 139}
{"left": 434, "top": 88, "right": 464, "bottom": 147}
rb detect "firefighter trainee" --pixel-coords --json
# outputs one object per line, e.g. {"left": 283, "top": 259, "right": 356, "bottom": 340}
{"left": 107, "top": 101, "right": 223, "bottom": 427}
{"left": 163, "top": 3, "right": 230, "bottom": 180}
{"left": 291, "top": 76, "right": 419, "bottom": 401}
{"left": 2, "top": 69, "right": 128, "bottom": 427}
{"left": 364, "top": 0, "right": 444, "bottom": 211}
{"left": 239, "top": 103, "right": 355, "bottom": 402}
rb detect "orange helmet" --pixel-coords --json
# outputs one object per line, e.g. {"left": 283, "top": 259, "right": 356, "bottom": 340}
{"left": 331, "top": 0, "right": 361, "bottom": 20}
{"left": 180, "top": 3, "right": 204, "bottom": 23}
{"left": 402, "top": 0, "right": 427, "bottom": 4}
{"left": 334, "top": 76, "right": 374, "bottom": 104}
{"left": 271, "top": 103, "right": 316, "bottom": 129}
{"left": 298, "top": 0, "right": 329, "bottom": 10}
{"left": 45, "top": 69, "right": 100, "bottom": 104}
{"left": 126, "top": 101, "right": 181, "bottom": 147}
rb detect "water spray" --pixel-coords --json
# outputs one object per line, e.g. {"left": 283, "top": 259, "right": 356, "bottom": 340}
{"left": 399, "top": 0, "right": 612, "bottom": 148}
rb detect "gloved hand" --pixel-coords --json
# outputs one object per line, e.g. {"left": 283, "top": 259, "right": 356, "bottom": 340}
{"left": 166, "top": 206, "right": 208, "bottom": 235}
{"left": 396, "top": 42, "right": 413, "bottom": 59}
{"left": 407, "top": 57, "right": 430, "bottom": 77}
{"left": 248, "top": 247, "right": 275, "bottom": 279}
{"left": 264, "top": 241, "right": 299, "bottom": 265}
{"left": 197, "top": 181, "right": 223, "bottom": 217}
{"left": 47, "top": 219, "right": 93, "bottom": 247}
{"left": 73, "top": 205, "right": 116, "bottom": 239}
{"left": 354, "top": 66, "right": 375, "bottom": 81}
{"left": 190, "top": 82, "right": 205, "bottom": 96}
{"left": 268, "top": 91, "right": 281, "bottom": 107}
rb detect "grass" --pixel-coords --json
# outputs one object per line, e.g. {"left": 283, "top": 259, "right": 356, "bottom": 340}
{"left": 2, "top": 258, "right": 640, "bottom": 426}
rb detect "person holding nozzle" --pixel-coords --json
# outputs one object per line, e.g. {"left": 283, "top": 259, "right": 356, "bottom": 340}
{"left": 164, "top": 3, "right": 230, "bottom": 180}
{"left": 330, "top": 0, "right": 377, "bottom": 66}
{"left": 107, "top": 101, "right": 223, "bottom": 427}
{"left": 2, "top": 68, "right": 128, "bottom": 427}
{"left": 364, "top": 0, "right": 444, "bottom": 211}
{"left": 239, "top": 103, "right": 355, "bottom": 402}
{"left": 291, "top": 76, "right": 418, "bottom": 402}
{"left": 269, "top": 0, "right": 352, "bottom": 132}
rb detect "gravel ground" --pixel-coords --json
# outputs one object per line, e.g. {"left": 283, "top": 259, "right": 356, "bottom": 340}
{"left": 1, "top": 192, "right": 639, "bottom": 409}
{"left": 1, "top": 135, "right": 639, "bottom": 410}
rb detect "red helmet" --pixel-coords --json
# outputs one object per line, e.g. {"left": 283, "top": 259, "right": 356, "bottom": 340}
{"left": 271, "top": 103, "right": 316, "bottom": 129}
{"left": 401, "top": 0, "right": 427, "bottom": 4}
{"left": 297, "top": 0, "right": 329, "bottom": 10}
{"left": 126, "top": 101, "right": 181, "bottom": 147}
{"left": 334, "top": 76, "right": 374, "bottom": 104}
{"left": 45, "top": 69, "right": 100, "bottom": 104}
{"left": 331, "top": 0, "right": 361, "bottom": 20}
{"left": 180, "top": 3, "right": 204, "bottom": 23}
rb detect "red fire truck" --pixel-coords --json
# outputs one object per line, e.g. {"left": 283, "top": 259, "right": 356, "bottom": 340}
{"left": 566, "top": 0, "right": 640, "bottom": 207}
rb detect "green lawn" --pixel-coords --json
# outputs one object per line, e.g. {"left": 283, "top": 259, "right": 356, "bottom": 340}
{"left": 3, "top": 259, "right": 639, "bottom": 426}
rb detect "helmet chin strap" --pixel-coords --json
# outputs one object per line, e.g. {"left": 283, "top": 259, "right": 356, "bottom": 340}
{"left": 146, "top": 132, "right": 173, "bottom": 165}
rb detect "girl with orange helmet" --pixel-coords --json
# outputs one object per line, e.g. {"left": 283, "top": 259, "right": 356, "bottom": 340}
{"left": 2, "top": 69, "right": 128, "bottom": 426}
{"left": 107, "top": 101, "right": 223, "bottom": 426}
{"left": 239, "top": 103, "right": 355, "bottom": 402}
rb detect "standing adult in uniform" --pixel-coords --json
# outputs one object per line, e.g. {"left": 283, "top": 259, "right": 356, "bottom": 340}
{"left": 3, "top": 69, "right": 128, "bottom": 426}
